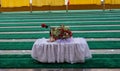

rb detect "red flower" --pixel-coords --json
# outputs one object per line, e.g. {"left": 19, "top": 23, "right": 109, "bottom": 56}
{"left": 69, "top": 31, "right": 72, "bottom": 36}
{"left": 59, "top": 34, "right": 63, "bottom": 38}
{"left": 41, "top": 23, "right": 48, "bottom": 28}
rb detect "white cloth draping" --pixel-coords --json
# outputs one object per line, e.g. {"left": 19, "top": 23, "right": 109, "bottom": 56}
{"left": 31, "top": 38, "right": 92, "bottom": 63}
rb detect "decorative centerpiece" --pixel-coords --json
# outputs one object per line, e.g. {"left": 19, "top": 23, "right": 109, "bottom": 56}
{"left": 41, "top": 24, "right": 72, "bottom": 42}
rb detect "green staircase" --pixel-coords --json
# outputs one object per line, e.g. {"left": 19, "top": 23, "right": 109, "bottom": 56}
{"left": 0, "top": 10, "right": 120, "bottom": 68}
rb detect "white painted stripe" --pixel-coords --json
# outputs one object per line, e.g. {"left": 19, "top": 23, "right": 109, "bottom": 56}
{"left": 91, "top": 49, "right": 120, "bottom": 54}
{"left": 0, "top": 25, "right": 120, "bottom": 28}
{"left": 0, "top": 50, "right": 31, "bottom": 55}
{"left": 0, "top": 39, "right": 37, "bottom": 42}
{"left": 0, "top": 49, "right": 120, "bottom": 54}
{"left": 0, "top": 21, "right": 120, "bottom": 24}
{"left": 1, "top": 17, "right": 120, "bottom": 21}
{"left": 0, "top": 31, "right": 49, "bottom": 34}
{"left": 1, "top": 12, "right": 120, "bottom": 15}
{"left": 0, "top": 30, "right": 120, "bottom": 34}
{"left": 0, "top": 38, "right": 119, "bottom": 42}
{"left": 73, "top": 30, "right": 120, "bottom": 33}
{"left": 87, "top": 38, "right": 120, "bottom": 41}
{"left": 1, "top": 15, "right": 120, "bottom": 18}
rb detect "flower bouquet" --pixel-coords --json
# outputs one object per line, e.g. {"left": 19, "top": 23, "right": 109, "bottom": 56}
{"left": 41, "top": 24, "right": 72, "bottom": 42}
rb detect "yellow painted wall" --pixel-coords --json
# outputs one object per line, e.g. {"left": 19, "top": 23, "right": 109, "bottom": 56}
{"left": 114, "top": 0, "right": 120, "bottom": 4}
{"left": 32, "top": 0, "right": 49, "bottom": 6}
{"left": 1, "top": 0, "right": 29, "bottom": 7}
{"left": 1, "top": 0, "right": 120, "bottom": 8}
{"left": 105, "top": 0, "right": 111, "bottom": 4}
{"left": 105, "top": 0, "right": 120, "bottom": 4}
{"left": 70, "top": 0, "right": 101, "bottom": 5}
{"left": 70, "top": 0, "right": 120, "bottom": 5}
{"left": 32, "top": 0, "right": 64, "bottom": 6}
{"left": 51, "top": 0, "right": 64, "bottom": 6}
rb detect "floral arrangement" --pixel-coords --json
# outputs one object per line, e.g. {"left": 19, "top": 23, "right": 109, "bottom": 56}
{"left": 41, "top": 24, "right": 72, "bottom": 42}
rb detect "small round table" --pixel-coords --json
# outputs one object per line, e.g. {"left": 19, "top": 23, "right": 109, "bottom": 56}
{"left": 31, "top": 38, "right": 92, "bottom": 63}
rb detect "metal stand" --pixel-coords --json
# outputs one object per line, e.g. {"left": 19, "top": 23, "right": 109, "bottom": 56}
{"left": 30, "top": 3, "right": 32, "bottom": 13}
{"left": 0, "top": 5, "right": 1, "bottom": 13}
{"left": 101, "top": 0, "right": 105, "bottom": 11}
{"left": 49, "top": 5, "right": 51, "bottom": 13}
{"left": 66, "top": 4, "right": 68, "bottom": 13}
{"left": 0, "top": 1, "right": 2, "bottom": 13}
{"left": 30, "top": 0, "right": 32, "bottom": 13}
{"left": 109, "top": 0, "right": 112, "bottom": 11}
{"left": 66, "top": 0, "right": 69, "bottom": 13}
{"left": 48, "top": 2, "right": 51, "bottom": 13}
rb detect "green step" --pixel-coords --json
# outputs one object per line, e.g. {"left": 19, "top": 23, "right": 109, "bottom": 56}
{"left": 0, "top": 15, "right": 120, "bottom": 19}
{"left": 0, "top": 26, "right": 120, "bottom": 32}
{"left": 0, "top": 32, "right": 120, "bottom": 39}
{"left": 0, "top": 18, "right": 120, "bottom": 22}
{"left": 1, "top": 10, "right": 120, "bottom": 16}
{"left": 0, "top": 41, "right": 119, "bottom": 50}
{"left": 0, "top": 16, "right": 120, "bottom": 20}
{"left": 0, "top": 54, "right": 120, "bottom": 68}
{"left": 0, "top": 22, "right": 120, "bottom": 27}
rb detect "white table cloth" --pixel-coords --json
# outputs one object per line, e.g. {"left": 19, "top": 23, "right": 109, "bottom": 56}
{"left": 31, "top": 38, "right": 92, "bottom": 63}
